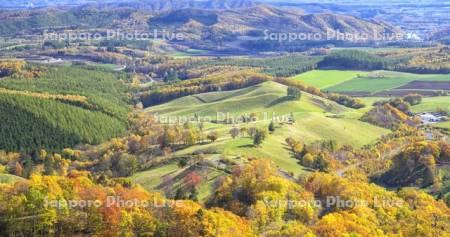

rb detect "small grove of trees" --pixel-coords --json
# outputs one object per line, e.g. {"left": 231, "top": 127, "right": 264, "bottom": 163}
{"left": 285, "top": 137, "right": 338, "bottom": 172}
{"left": 163, "top": 68, "right": 180, "bottom": 83}
{"left": 207, "top": 131, "right": 219, "bottom": 142}
{"left": 253, "top": 128, "right": 268, "bottom": 147}
{"left": 268, "top": 121, "right": 275, "bottom": 132}
{"left": 229, "top": 127, "right": 240, "bottom": 139}
{"left": 403, "top": 94, "right": 422, "bottom": 106}
{"left": 328, "top": 93, "right": 365, "bottom": 109}
{"left": 227, "top": 126, "right": 268, "bottom": 146}
{"left": 287, "top": 86, "right": 302, "bottom": 100}
{"left": 376, "top": 141, "right": 450, "bottom": 188}
{"left": 318, "top": 50, "right": 407, "bottom": 71}
{"left": 0, "top": 60, "right": 25, "bottom": 77}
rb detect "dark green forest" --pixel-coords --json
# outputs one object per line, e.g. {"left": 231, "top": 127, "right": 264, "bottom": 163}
{"left": 318, "top": 50, "right": 409, "bottom": 70}
{"left": 0, "top": 93, "right": 126, "bottom": 152}
{"left": 0, "top": 64, "right": 130, "bottom": 152}
{"left": 187, "top": 54, "right": 321, "bottom": 77}
{"left": 0, "top": 65, "right": 130, "bottom": 121}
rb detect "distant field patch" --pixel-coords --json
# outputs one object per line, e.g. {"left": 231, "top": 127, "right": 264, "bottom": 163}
{"left": 326, "top": 71, "right": 449, "bottom": 94}
{"left": 411, "top": 96, "right": 450, "bottom": 113}
{"left": 433, "top": 121, "right": 450, "bottom": 130}
{"left": 290, "top": 70, "right": 368, "bottom": 89}
{"left": 396, "top": 81, "right": 450, "bottom": 90}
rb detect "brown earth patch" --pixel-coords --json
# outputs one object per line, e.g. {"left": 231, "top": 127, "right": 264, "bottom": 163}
{"left": 395, "top": 81, "right": 450, "bottom": 90}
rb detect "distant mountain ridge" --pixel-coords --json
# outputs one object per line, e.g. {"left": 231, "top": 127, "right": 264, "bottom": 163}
{"left": 0, "top": 0, "right": 257, "bottom": 9}
{"left": 150, "top": 5, "right": 402, "bottom": 41}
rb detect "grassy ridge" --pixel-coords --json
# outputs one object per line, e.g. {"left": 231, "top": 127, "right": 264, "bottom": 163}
{"left": 147, "top": 81, "right": 348, "bottom": 117}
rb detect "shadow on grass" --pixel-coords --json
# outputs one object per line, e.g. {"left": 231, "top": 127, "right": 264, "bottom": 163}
{"left": 266, "top": 96, "right": 295, "bottom": 107}
{"left": 238, "top": 144, "right": 256, "bottom": 148}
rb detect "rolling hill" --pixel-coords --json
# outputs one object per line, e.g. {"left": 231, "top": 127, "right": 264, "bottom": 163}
{"left": 135, "top": 81, "right": 389, "bottom": 200}
{"left": 146, "top": 81, "right": 350, "bottom": 117}
{"left": 145, "top": 81, "right": 389, "bottom": 172}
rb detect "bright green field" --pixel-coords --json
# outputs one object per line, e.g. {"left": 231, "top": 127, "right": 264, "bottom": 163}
{"left": 325, "top": 71, "right": 449, "bottom": 93}
{"left": 291, "top": 70, "right": 368, "bottom": 89}
{"left": 434, "top": 121, "right": 450, "bottom": 130}
{"left": 411, "top": 96, "right": 450, "bottom": 113}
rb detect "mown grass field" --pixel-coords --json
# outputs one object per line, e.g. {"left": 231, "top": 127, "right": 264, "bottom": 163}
{"left": 291, "top": 70, "right": 368, "bottom": 89}
{"left": 170, "top": 49, "right": 209, "bottom": 58}
{"left": 411, "top": 96, "right": 450, "bottom": 113}
{"left": 326, "top": 71, "right": 449, "bottom": 93}
{"left": 292, "top": 70, "right": 450, "bottom": 94}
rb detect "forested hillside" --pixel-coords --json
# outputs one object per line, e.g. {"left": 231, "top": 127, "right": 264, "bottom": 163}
{"left": 0, "top": 93, "right": 126, "bottom": 151}
{"left": 0, "top": 63, "right": 130, "bottom": 151}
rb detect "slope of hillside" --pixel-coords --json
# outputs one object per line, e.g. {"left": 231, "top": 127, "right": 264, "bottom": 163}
{"left": 0, "top": 65, "right": 130, "bottom": 120}
{"left": 135, "top": 82, "right": 388, "bottom": 200}
{"left": 0, "top": 64, "right": 129, "bottom": 151}
{"left": 146, "top": 81, "right": 349, "bottom": 117}
{"left": 145, "top": 82, "right": 389, "bottom": 175}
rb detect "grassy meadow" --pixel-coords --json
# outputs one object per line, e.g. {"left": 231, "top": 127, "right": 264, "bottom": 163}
{"left": 292, "top": 70, "right": 449, "bottom": 94}
{"left": 291, "top": 70, "right": 368, "bottom": 89}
